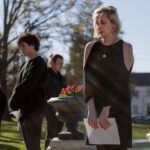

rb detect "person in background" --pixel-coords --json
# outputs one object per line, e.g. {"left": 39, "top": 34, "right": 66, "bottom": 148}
{"left": 45, "top": 54, "right": 78, "bottom": 150}
{"left": 83, "top": 6, "right": 134, "bottom": 150}
{"left": 9, "top": 32, "right": 47, "bottom": 150}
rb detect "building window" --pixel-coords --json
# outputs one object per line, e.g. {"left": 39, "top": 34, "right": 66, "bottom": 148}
{"left": 133, "top": 105, "right": 138, "bottom": 114}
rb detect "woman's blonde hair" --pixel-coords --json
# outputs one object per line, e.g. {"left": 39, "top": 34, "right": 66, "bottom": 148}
{"left": 92, "top": 6, "right": 121, "bottom": 38}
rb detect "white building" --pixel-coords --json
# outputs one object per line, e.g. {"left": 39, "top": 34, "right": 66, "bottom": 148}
{"left": 131, "top": 73, "right": 150, "bottom": 115}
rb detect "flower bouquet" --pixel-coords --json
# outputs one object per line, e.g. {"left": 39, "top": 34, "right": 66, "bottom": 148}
{"left": 59, "top": 85, "right": 83, "bottom": 97}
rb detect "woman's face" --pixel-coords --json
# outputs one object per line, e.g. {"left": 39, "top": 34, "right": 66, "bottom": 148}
{"left": 52, "top": 58, "right": 63, "bottom": 72}
{"left": 96, "top": 12, "right": 114, "bottom": 38}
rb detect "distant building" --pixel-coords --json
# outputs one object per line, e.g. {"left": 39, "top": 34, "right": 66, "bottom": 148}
{"left": 131, "top": 73, "right": 150, "bottom": 115}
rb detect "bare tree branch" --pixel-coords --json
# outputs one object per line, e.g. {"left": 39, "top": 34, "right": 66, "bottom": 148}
{"left": 8, "top": 0, "right": 24, "bottom": 28}
{"left": 0, "top": 0, "right": 84, "bottom": 94}
{"left": 7, "top": 48, "right": 19, "bottom": 65}
{"left": 8, "top": 35, "right": 19, "bottom": 45}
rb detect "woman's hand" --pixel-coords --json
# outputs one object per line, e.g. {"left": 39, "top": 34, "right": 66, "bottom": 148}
{"left": 98, "top": 106, "right": 111, "bottom": 129}
{"left": 87, "top": 98, "right": 98, "bottom": 129}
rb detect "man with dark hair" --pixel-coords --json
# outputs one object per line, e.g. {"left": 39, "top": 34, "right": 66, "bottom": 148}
{"left": 9, "top": 32, "right": 47, "bottom": 150}
{"left": 17, "top": 32, "right": 40, "bottom": 51}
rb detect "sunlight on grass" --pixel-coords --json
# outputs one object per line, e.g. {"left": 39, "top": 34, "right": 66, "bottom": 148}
{"left": 1, "top": 120, "right": 150, "bottom": 150}
{"left": 0, "top": 120, "right": 46, "bottom": 150}
{"left": 132, "top": 123, "right": 150, "bottom": 139}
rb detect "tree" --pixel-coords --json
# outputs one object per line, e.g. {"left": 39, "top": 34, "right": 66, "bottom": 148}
{"left": 65, "top": 0, "right": 102, "bottom": 85}
{"left": 65, "top": 24, "right": 87, "bottom": 85}
{"left": 0, "top": 0, "right": 76, "bottom": 95}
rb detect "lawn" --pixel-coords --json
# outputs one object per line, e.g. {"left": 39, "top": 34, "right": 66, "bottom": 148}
{"left": 0, "top": 120, "right": 150, "bottom": 150}
{"left": 132, "top": 123, "right": 150, "bottom": 139}
{"left": 0, "top": 120, "right": 46, "bottom": 150}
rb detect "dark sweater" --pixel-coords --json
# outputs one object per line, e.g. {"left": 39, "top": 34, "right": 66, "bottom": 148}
{"left": 9, "top": 56, "right": 47, "bottom": 115}
{"left": 48, "top": 67, "right": 67, "bottom": 97}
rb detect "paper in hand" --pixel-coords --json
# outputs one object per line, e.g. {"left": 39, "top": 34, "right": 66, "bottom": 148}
{"left": 84, "top": 118, "right": 120, "bottom": 145}
{"left": 10, "top": 110, "right": 20, "bottom": 121}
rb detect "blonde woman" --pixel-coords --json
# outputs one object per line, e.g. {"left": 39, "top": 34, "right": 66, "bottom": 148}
{"left": 83, "top": 6, "right": 134, "bottom": 150}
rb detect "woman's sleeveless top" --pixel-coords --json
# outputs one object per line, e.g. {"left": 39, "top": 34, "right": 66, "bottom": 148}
{"left": 84, "top": 39, "right": 132, "bottom": 115}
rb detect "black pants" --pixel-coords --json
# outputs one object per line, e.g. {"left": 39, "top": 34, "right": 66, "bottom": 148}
{"left": 19, "top": 111, "right": 44, "bottom": 150}
{"left": 45, "top": 105, "right": 78, "bottom": 149}
{"left": 96, "top": 145, "right": 127, "bottom": 150}
{"left": 45, "top": 105, "right": 64, "bottom": 149}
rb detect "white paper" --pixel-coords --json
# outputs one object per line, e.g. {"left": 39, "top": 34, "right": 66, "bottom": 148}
{"left": 84, "top": 118, "right": 120, "bottom": 145}
{"left": 10, "top": 110, "right": 21, "bottom": 131}
{"left": 10, "top": 110, "right": 20, "bottom": 121}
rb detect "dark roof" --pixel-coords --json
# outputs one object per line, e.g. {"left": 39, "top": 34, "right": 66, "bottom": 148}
{"left": 131, "top": 73, "right": 150, "bottom": 86}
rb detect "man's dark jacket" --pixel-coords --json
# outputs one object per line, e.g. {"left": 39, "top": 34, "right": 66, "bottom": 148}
{"left": 9, "top": 56, "right": 47, "bottom": 115}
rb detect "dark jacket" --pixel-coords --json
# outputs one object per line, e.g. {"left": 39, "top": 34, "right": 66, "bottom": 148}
{"left": 48, "top": 67, "right": 67, "bottom": 97}
{"left": 9, "top": 56, "right": 47, "bottom": 114}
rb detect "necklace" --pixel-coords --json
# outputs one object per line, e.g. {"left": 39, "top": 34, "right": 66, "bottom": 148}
{"left": 101, "top": 37, "right": 120, "bottom": 46}
{"left": 102, "top": 53, "right": 107, "bottom": 59}
{"left": 100, "top": 37, "right": 120, "bottom": 59}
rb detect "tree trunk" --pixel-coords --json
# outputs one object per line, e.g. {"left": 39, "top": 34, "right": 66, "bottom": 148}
{"left": 0, "top": 45, "right": 11, "bottom": 120}
{"left": 0, "top": 54, "right": 7, "bottom": 95}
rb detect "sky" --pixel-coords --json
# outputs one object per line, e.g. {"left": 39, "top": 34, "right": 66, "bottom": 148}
{"left": 0, "top": 0, "right": 150, "bottom": 73}
{"left": 102, "top": 0, "right": 150, "bottom": 73}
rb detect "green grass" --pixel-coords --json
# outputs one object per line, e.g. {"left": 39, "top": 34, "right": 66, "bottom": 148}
{"left": 0, "top": 120, "right": 150, "bottom": 150}
{"left": 0, "top": 120, "right": 46, "bottom": 150}
{"left": 132, "top": 123, "right": 150, "bottom": 139}
{"left": 0, "top": 120, "right": 25, "bottom": 150}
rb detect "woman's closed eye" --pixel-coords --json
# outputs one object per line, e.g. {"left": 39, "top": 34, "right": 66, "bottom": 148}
{"left": 100, "top": 20, "right": 107, "bottom": 25}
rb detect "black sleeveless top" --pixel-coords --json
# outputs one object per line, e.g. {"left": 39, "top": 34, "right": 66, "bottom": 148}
{"left": 84, "top": 39, "right": 132, "bottom": 147}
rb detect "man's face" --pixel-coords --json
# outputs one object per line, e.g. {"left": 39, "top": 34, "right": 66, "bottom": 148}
{"left": 19, "top": 42, "right": 35, "bottom": 56}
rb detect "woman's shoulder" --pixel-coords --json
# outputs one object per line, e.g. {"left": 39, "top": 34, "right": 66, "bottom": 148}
{"left": 122, "top": 40, "right": 133, "bottom": 51}
{"left": 85, "top": 40, "right": 96, "bottom": 47}
{"left": 122, "top": 41, "right": 133, "bottom": 57}
{"left": 83, "top": 40, "right": 97, "bottom": 69}
{"left": 122, "top": 41, "right": 134, "bottom": 70}
{"left": 84, "top": 40, "right": 97, "bottom": 54}
{"left": 85, "top": 40, "right": 97, "bottom": 49}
